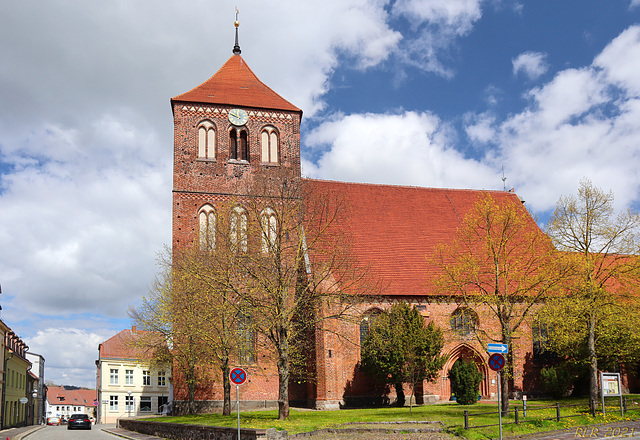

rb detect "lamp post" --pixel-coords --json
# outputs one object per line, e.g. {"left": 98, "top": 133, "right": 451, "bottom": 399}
{"left": 127, "top": 391, "right": 132, "bottom": 418}
{"left": 32, "top": 389, "right": 38, "bottom": 425}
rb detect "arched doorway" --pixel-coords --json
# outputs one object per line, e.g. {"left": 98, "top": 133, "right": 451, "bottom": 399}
{"left": 442, "top": 344, "right": 489, "bottom": 399}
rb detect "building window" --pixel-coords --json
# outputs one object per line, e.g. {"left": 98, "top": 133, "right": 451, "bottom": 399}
{"left": 197, "top": 121, "right": 216, "bottom": 159}
{"left": 125, "top": 395, "right": 134, "bottom": 412}
{"left": 450, "top": 307, "right": 478, "bottom": 336}
{"left": 261, "top": 126, "right": 279, "bottom": 163}
{"left": 110, "top": 369, "right": 119, "bottom": 385}
{"left": 230, "top": 128, "right": 249, "bottom": 161}
{"left": 532, "top": 323, "right": 550, "bottom": 358}
{"left": 158, "top": 396, "right": 169, "bottom": 413}
{"left": 359, "top": 309, "right": 382, "bottom": 347}
{"left": 125, "top": 369, "right": 134, "bottom": 385}
{"left": 142, "top": 370, "right": 151, "bottom": 386}
{"left": 140, "top": 396, "right": 152, "bottom": 412}
{"left": 158, "top": 371, "right": 166, "bottom": 387}
{"left": 261, "top": 208, "right": 277, "bottom": 253}
{"left": 198, "top": 204, "right": 216, "bottom": 251}
{"left": 109, "top": 396, "right": 118, "bottom": 411}
{"left": 237, "top": 312, "right": 256, "bottom": 364}
{"left": 231, "top": 207, "right": 248, "bottom": 252}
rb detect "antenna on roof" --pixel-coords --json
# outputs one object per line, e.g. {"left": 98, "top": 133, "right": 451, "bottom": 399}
{"left": 233, "top": 7, "right": 241, "bottom": 55}
{"left": 501, "top": 166, "right": 507, "bottom": 191}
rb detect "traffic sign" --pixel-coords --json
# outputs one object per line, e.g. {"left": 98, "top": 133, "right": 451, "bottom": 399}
{"left": 488, "top": 353, "right": 506, "bottom": 371}
{"left": 230, "top": 367, "right": 247, "bottom": 385}
{"left": 487, "top": 343, "right": 508, "bottom": 354}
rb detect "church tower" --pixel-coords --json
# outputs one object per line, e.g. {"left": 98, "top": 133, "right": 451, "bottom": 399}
{"left": 170, "top": 19, "right": 303, "bottom": 249}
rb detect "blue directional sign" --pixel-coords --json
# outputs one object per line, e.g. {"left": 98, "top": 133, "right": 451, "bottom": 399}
{"left": 487, "top": 343, "right": 508, "bottom": 354}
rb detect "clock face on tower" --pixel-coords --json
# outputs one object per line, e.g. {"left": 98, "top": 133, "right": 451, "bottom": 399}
{"left": 228, "top": 108, "right": 249, "bottom": 126}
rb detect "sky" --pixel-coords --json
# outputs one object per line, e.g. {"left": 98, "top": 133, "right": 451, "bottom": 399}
{"left": 1, "top": 0, "right": 640, "bottom": 389}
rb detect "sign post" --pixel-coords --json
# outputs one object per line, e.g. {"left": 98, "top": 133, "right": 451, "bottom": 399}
{"left": 600, "top": 372, "right": 622, "bottom": 417}
{"left": 230, "top": 367, "right": 247, "bottom": 440}
{"left": 488, "top": 347, "right": 508, "bottom": 440}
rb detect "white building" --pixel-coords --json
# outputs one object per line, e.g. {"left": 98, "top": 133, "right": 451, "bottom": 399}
{"left": 45, "top": 386, "right": 97, "bottom": 422}
{"left": 96, "top": 326, "right": 172, "bottom": 424}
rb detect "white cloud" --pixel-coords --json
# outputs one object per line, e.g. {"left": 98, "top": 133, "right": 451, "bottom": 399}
{"left": 304, "top": 111, "right": 498, "bottom": 189}
{"left": 512, "top": 51, "right": 549, "bottom": 80}
{"left": 491, "top": 26, "right": 640, "bottom": 213}
{"left": 25, "top": 328, "right": 115, "bottom": 388}
{"left": 390, "top": 0, "right": 486, "bottom": 76}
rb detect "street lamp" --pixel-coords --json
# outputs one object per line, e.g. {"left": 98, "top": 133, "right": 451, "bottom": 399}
{"left": 127, "top": 391, "right": 132, "bottom": 418}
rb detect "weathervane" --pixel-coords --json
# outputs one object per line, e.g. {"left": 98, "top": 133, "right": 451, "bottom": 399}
{"left": 233, "top": 6, "right": 241, "bottom": 55}
{"left": 501, "top": 166, "right": 507, "bottom": 191}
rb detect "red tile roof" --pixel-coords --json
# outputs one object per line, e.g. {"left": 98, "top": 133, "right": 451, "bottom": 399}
{"left": 46, "top": 386, "right": 97, "bottom": 406}
{"left": 171, "top": 54, "right": 302, "bottom": 113}
{"left": 98, "top": 327, "right": 158, "bottom": 360}
{"left": 303, "top": 179, "right": 542, "bottom": 297}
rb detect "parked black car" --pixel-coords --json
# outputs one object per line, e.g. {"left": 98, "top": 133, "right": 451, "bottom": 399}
{"left": 67, "top": 414, "right": 91, "bottom": 430}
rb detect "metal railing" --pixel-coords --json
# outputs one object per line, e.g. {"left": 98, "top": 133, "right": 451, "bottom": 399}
{"left": 463, "top": 399, "right": 628, "bottom": 430}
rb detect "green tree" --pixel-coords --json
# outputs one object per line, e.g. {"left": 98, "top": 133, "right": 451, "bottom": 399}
{"left": 129, "top": 244, "right": 243, "bottom": 416}
{"left": 542, "top": 178, "right": 640, "bottom": 412}
{"left": 433, "top": 194, "right": 570, "bottom": 414}
{"left": 449, "top": 359, "right": 483, "bottom": 405}
{"left": 361, "top": 303, "right": 446, "bottom": 410}
{"left": 213, "top": 167, "right": 374, "bottom": 420}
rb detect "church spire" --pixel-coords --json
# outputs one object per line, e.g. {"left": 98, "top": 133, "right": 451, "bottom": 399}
{"left": 233, "top": 7, "right": 241, "bottom": 55}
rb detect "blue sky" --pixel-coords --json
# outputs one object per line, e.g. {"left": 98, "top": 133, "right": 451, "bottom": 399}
{"left": 1, "top": 0, "right": 639, "bottom": 388}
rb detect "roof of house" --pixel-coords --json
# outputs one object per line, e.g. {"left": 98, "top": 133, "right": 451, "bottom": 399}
{"left": 171, "top": 54, "right": 302, "bottom": 114}
{"left": 98, "top": 326, "right": 158, "bottom": 361}
{"left": 303, "top": 179, "right": 542, "bottom": 297}
{"left": 46, "top": 386, "right": 96, "bottom": 406}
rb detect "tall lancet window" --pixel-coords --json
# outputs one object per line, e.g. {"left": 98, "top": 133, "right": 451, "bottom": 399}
{"left": 230, "top": 207, "right": 248, "bottom": 252}
{"left": 198, "top": 204, "right": 216, "bottom": 251}
{"left": 197, "top": 121, "right": 216, "bottom": 159}
{"left": 261, "top": 126, "right": 279, "bottom": 163}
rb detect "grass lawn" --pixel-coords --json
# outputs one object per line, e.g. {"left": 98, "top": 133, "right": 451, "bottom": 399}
{"left": 146, "top": 396, "right": 640, "bottom": 438}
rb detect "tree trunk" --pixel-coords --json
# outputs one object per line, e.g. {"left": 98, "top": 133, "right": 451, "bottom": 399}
{"left": 277, "top": 332, "right": 290, "bottom": 420}
{"left": 188, "top": 362, "right": 197, "bottom": 415}
{"left": 588, "top": 311, "right": 598, "bottom": 414}
{"left": 395, "top": 383, "right": 405, "bottom": 407}
{"left": 222, "top": 357, "right": 231, "bottom": 416}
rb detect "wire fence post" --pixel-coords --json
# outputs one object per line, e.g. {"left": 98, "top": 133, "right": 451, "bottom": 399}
{"left": 464, "top": 410, "right": 469, "bottom": 429}
{"left": 515, "top": 406, "right": 519, "bottom": 425}
{"left": 556, "top": 402, "right": 561, "bottom": 422}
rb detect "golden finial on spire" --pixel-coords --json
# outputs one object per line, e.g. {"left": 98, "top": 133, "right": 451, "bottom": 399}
{"left": 233, "top": 7, "right": 241, "bottom": 54}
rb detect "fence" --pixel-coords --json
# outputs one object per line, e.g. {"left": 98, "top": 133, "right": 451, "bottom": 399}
{"left": 463, "top": 398, "right": 629, "bottom": 430}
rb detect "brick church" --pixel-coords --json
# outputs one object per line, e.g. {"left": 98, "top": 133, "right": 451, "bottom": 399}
{"left": 169, "top": 24, "right": 547, "bottom": 410}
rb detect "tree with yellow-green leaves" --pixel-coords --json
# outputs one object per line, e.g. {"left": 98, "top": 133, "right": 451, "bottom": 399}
{"left": 129, "top": 244, "right": 244, "bottom": 416}
{"left": 540, "top": 178, "right": 640, "bottom": 413}
{"left": 433, "top": 193, "right": 571, "bottom": 415}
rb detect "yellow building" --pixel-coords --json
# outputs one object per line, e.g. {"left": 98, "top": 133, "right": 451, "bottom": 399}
{"left": 96, "top": 326, "right": 172, "bottom": 424}
{"left": 3, "top": 329, "right": 31, "bottom": 428}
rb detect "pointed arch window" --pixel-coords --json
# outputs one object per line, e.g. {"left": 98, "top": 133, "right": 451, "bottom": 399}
{"left": 261, "top": 208, "right": 277, "bottom": 253}
{"left": 229, "top": 128, "right": 249, "bottom": 161}
{"left": 450, "top": 307, "right": 478, "bottom": 336}
{"left": 198, "top": 204, "right": 216, "bottom": 251}
{"left": 230, "top": 207, "right": 248, "bottom": 252}
{"left": 359, "top": 309, "right": 382, "bottom": 347}
{"left": 197, "top": 121, "right": 216, "bottom": 159}
{"left": 237, "top": 311, "right": 256, "bottom": 364}
{"left": 261, "top": 126, "right": 279, "bottom": 164}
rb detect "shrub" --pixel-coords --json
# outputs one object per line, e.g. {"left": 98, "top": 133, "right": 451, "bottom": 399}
{"left": 540, "top": 365, "right": 572, "bottom": 399}
{"left": 449, "top": 359, "right": 482, "bottom": 405}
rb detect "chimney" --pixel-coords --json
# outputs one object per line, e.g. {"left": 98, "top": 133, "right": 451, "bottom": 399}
{"left": 132, "top": 326, "right": 137, "bottom": 334}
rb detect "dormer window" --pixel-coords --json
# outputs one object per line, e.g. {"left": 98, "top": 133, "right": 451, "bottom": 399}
{"left": 261, "top": 126, "right": 279, "bottom": 164}
{"left": 197, "top": 121, "right": 216, "bottom": 159}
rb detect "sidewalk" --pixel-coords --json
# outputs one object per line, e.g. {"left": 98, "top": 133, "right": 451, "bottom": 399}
{"left": 507, "top": 420, "right": 640, "bottom": 440}
{"left": 101, "top": 424, "right": 166, "bottom": 440}
{"left": 0, "top": 424, "right": 45, "bottom": 440}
